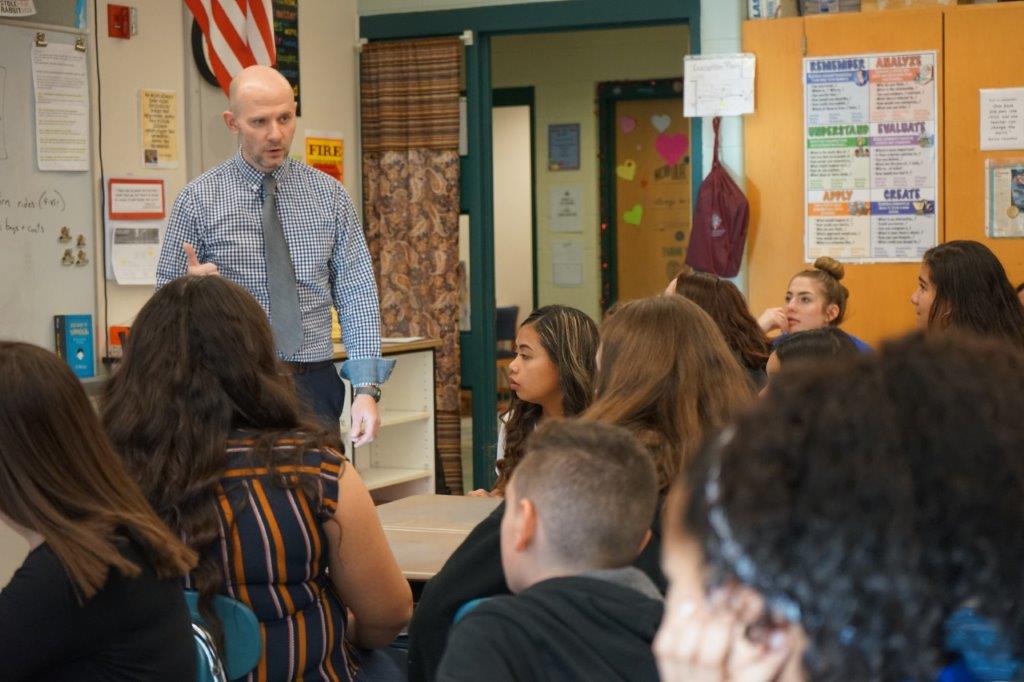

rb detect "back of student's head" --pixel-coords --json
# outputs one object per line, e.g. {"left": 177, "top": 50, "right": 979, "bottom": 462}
{"left": 103, "top": 276, "right": 326, "bottom": 508}
{"left": 922, "top": 240, "right": 1024, "bottom": 349}
{"left": 774, "top": 326, "right": 859, "bottom": 366}
{"left": 0, "top": 342, "right": 195, "bottom": 600}
{"left": 102, "top": 276, "right": 333, "bottom": 638}
{"left": 671, "top": 271, "right": 770, "bottom": 372}
{"left": 670, "top": 331, "right": 1024, "bottom": 679}
{"left": 511, "top": 419, "right": 657, "bottom": 571}
{"left": 496, "top": 305, "right": 599, "bottom": 491}
{"left": 585, "top": 295, "right": 753, "bottom": 490}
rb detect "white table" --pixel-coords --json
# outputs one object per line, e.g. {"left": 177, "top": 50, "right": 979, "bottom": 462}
{"left": 376, "top": 494, "right": 501, "bottom": 580}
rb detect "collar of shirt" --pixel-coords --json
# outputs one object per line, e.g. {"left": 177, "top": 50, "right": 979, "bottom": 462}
{"left": 231, "top": 149, "right": 291, "bottom": 193}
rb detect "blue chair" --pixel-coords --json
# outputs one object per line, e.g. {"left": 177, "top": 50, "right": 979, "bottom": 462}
{"left": 495, "top": 305, "right": 519, "bottom": 407}
{"left": 453, "top": 597, "right": 490, "bottom": 625}
{"left": 184, "top": 590, "right": 262, "bottom": 682}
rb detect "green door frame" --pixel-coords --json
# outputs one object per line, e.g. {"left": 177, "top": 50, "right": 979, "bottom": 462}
{"left": 493, "top": 86, "right": 539, "bottom": 312}
{"left": 361, "top": 1, "right": 702, "bottom": 491}
{"left": 598, "top": 78, "right": 694, "bottom": 311}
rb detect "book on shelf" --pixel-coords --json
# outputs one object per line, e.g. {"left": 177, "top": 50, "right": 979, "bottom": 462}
{"left": 54, "top": 314, "right": 95, "bottom": 378}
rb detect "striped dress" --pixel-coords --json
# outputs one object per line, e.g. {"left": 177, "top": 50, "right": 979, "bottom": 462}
{"left": 187, "top": 433, "right": 356, "bottom": 681}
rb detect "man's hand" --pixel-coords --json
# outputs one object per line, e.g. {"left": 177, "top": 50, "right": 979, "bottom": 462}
{"left": 350, "top": 394, "right": 381, "bottom": 447}
{"left": 184, "top": 243, "right": 219, "bottom": 277}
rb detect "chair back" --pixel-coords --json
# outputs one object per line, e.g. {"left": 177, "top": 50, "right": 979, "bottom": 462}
{"left": 495, "top": 305, "right": 519, "bottom": 358}
{"left": 184, "top": 590, "right": 262, "bottom": 682}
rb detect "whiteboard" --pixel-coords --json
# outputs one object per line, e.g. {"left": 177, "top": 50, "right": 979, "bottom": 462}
{"left": 0, "top": 23, "right": 97, "bottom": 354}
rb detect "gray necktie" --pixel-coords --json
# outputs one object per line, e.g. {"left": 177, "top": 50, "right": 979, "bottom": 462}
{"left": 262, "top": 175, "right": 303, "bottom": 358}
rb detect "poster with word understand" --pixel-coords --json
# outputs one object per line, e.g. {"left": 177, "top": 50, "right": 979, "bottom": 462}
{"left": 804, "top": 51, "right": 937, "bottom": 262}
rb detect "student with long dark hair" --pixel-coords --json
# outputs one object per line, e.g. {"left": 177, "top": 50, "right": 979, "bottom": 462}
{"left": 668, "top": 271, "right": 771, "bottom": 388}
{"left": 655, "top": 333, "right": 1024, "bottom": 680}
{"left": 492, "top": 305, "right": 599, "bottom": 494}
{"left": 0, "top": 342, "right": 197, "bottom": 680}
{"left": 103, "top": 276, "right": 411, "bottom": 680}
{"left": 911, "top": 239, "right": 1024, "bottom": 350}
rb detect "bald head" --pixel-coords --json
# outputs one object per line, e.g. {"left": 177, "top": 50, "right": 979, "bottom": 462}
{"left": 228, "top": 65, "right": 293, "bottom": 114}
{"left": 222, "top": 65, "right": 296, "bottom": 172}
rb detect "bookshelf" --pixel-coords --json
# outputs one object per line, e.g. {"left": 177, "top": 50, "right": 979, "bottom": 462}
{"left": 335, "top": 338, "right": 439, "bottom": 503}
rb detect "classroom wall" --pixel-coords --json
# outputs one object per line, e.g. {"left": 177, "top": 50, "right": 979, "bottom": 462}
{"left": 358, "top": 0, "right": 566, "bottom": 14}
{"left": 492, "top": 25, "right": 690, "bottom": 320}
{"left": 493, "top": 105, "right": 534, "bottom": 318}
{"left": 101, "top": 1, "right": 362, "bottom": 334}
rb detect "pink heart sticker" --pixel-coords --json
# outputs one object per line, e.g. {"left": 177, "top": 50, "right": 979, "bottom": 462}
{"left": 656, "top": 133, "right": 689, "bottom": 166}
{"left": 619, "top": 116, "right": 637, "bottom": 134}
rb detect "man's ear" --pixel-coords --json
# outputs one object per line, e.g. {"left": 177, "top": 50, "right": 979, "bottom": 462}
{"left": 636, "top": 528, "right": 652, "bottom": 555}
{"left": 514, "top": 498, "right": 538, "bottom": 552}
{"left": 222, "top": 109, "right": 238, "bottom": 134}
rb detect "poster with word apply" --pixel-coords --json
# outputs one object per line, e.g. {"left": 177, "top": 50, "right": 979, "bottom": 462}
{"left": 804, "top": 51, "right": 938, "bottom": 262}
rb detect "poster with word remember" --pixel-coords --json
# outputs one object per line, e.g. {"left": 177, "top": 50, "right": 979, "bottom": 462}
{"left": 804, "top": 51, "right": 937, "bottom": 262}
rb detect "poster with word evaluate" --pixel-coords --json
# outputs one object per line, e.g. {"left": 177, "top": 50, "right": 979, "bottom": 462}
{"left": 804, "top": 51, "right": 938, "bottom": 262}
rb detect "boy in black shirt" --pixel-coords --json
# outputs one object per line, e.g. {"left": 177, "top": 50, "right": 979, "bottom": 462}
{"left": 436, "top": 420, "right": 662, "bottom": 681}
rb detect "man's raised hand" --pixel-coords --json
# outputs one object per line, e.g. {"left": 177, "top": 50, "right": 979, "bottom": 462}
{"left": 183, "top": 243, "right": 219, "bottom": 277}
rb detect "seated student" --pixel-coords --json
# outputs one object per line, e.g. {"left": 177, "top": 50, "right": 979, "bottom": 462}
{"left": 0, "top": 342, "right": 197, "bottom": 681}
{"left": 437, "top": 420, "right": 662, "bottom": 682}
{"left": 654, "top": 333, "right": 1024, "bottom": 680}
{"left": 102, "top": 276, "right": 412, "bottom": 680}
{"left": 475, "top": 305, "right": 599, "bottom": 496}
{"left": 667, "top": 270, "right": 772, "bottom": 389}
{"left": 911, "top": 239, "right": 1024, "bottom": 351}
{"left": 763, "top": 326, "right": 859, "bottom": 391}
{"left": 407, "top": 295, "right": 752, "bottom": 682}
{"left": 757, "top": 256, "right": 871, "bottom": 351}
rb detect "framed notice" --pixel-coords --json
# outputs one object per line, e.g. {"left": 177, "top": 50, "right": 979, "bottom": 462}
{"left": 803, "top": 51, "right": 938, "bottom": 262}
{"left": 548, "top": 123, "right": 580, "bottom": 171}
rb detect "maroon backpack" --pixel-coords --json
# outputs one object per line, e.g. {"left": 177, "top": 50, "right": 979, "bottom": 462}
{"left": 685, "top": 117, "right": 749, "bottom": 277}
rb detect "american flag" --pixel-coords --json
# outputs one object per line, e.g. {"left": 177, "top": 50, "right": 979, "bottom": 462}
{"left": 185, "top": 0, "right": 276, "bottom": 95}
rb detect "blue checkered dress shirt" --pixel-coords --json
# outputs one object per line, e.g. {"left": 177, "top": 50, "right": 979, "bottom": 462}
{"left": 156, "top": 151, "right": 393, "bottom": 385}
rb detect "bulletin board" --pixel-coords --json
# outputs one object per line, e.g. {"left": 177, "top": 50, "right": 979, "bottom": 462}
{"left": 944, "top": 3, "right": 1024, "bottom": 283}
{"left": 613, "top": 98, "right": 692, "bottom": 302}
{"left": 0, "top": 21, "right": 97, "bottom": 353}
{"left": 743, "top": 8, "right": 944, "bottom": 345}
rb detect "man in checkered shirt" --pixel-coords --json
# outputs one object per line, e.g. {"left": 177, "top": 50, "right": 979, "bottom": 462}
{"left": 156, "top": 65, "right": 391, "bottom": 444}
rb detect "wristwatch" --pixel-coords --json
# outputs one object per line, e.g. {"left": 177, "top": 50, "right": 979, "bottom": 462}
{"left": 353, "top": 384, "right": 381, "bottom": 402}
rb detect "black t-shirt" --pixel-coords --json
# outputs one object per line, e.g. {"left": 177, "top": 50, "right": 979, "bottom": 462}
{"left": 0, "top": 539, "right": 196, "bottom": 681}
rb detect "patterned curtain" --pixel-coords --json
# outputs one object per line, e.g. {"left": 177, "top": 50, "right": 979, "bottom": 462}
{"left": 361, "top": 37, "right": 463, "bottom": 493}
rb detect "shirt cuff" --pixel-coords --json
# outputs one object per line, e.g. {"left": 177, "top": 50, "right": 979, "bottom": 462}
{"left": 341, "top": 357, "right": 396, "bottom": 386}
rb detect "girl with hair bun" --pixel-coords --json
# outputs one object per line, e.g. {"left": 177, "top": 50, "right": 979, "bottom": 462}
{"left": 758, "top": 256, "right": 871, "bottom": 351}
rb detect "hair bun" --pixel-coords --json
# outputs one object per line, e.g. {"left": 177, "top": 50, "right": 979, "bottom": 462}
{"left": 813, "top": 256, "right": 845, "bottom": 281}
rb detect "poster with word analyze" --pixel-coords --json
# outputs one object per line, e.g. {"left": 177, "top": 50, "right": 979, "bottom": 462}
{"left": 804, "top": 51, "right": 937, "bottom": 262}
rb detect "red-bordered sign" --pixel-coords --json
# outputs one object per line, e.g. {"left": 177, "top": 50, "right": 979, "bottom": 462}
{"left": 107, "top": 178, "right": 165, "bottom": 220}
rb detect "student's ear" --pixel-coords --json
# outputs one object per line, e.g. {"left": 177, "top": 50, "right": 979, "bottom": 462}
{"left": 222, "top": 109, "right": 239, "bottom": 134}
{"left": 825, "top": 303, "right": 840, "bottom": 323}
{"left": 636, "top": 529, "right": 652, "bottom": 555}
{"left": 513, "top": 498, "right": 538, "bottom": 552}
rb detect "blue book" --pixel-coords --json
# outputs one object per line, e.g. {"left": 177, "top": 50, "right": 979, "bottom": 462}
{"left": 53, "top": 314, "right": 95, "bottom": 378}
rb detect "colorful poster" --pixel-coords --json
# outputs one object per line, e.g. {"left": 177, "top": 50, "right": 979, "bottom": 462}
{"left": 304, "top": 130, "right": 343, "bottom": 183}
{"left": 804, "top": 51, "right": 938, "bottom": 262}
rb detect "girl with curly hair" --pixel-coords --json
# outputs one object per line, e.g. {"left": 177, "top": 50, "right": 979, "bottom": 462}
{"left": 655, "top": 333, "right": 1024, "bottom": 681}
